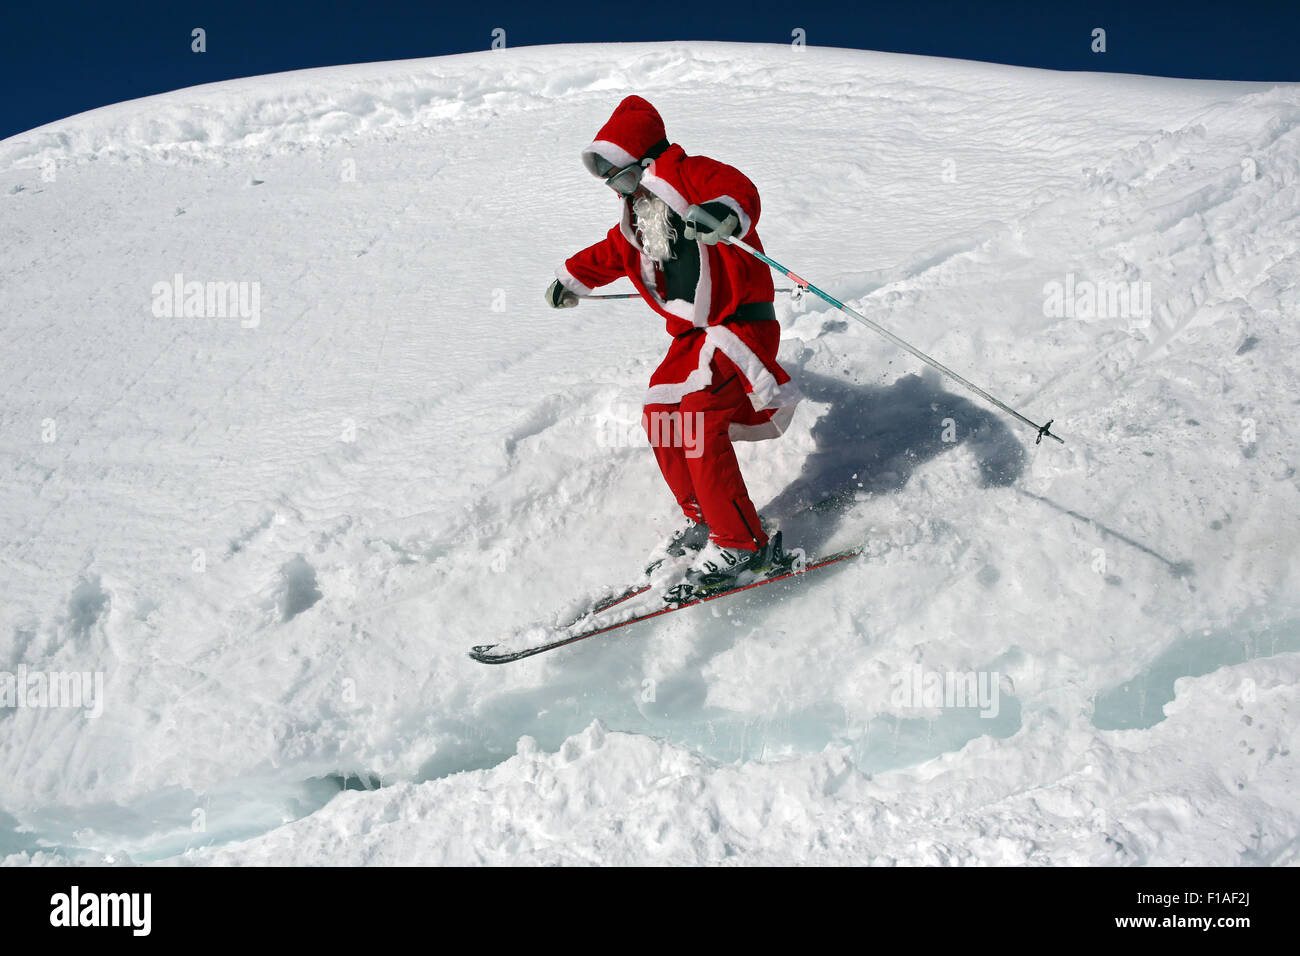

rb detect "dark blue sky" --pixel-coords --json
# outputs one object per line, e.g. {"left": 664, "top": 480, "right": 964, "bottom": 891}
{"left": 3, "top": 0, "right": 1297, "bottom": 142}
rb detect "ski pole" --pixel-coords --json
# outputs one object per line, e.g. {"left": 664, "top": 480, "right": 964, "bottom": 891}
{"left": 688, "top": 207, "right": 1064, "bottom": 445}
{"left": 588, "top": 287, "right": 798, "bottom": 300}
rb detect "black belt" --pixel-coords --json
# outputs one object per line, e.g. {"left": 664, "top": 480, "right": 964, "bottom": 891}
{"left": 726, "top": 301, "right": 776, "bottom": 323}
{"left": 675, "top": 301, "right": 776, "bottom": 339}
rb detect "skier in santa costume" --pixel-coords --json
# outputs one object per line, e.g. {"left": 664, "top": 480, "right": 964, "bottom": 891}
{"left": 545, "top": 95, "right": 802, "bottom": 594}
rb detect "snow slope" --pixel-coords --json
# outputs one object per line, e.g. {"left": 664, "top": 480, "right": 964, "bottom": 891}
{"left": 1, "top": 42, "right": 1297, "bottom": 865}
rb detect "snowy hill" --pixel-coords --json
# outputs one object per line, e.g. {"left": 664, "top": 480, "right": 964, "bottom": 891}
{"left": 1, "top": 42, "right": 1297, "bottom": 865}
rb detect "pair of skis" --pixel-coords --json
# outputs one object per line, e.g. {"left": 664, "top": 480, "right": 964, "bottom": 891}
{"left": 468, "top": 542, "right": 863, "bottom": 664}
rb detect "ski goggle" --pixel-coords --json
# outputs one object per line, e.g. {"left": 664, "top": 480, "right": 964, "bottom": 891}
{"left": 592, "top": 155, "right": 644, "bottom": 196}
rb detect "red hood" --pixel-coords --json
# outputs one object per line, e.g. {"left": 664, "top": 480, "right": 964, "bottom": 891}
{"left": 581, "top": 95, "right": 669, "bottom": 176}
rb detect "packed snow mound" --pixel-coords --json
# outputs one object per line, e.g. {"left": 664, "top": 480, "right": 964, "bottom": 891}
{"left": 1, "top": 42, "right": 1297, "bottom": 865}
{"left": 176, "top": 652, "right": 1300, "bottom": 866}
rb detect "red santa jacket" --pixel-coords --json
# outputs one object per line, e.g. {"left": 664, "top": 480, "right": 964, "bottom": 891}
{"left": 555, "top": 96, "right": 800, "bottom": 427}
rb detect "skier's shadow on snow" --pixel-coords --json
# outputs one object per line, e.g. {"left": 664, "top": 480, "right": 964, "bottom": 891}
{"left": 766, "top": 369, "right": 1026, "bottom": 555}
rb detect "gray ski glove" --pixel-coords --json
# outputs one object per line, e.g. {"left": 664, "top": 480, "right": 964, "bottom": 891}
{"left": 683, "top": 203, "right": 740, "bottom": 244}
{"left": 545, "top": 278, "right": 580, "bottom": 309}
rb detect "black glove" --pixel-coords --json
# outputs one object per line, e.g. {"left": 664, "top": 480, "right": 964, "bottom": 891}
{"left": 545, "top": 278, "right": 579, "bottom": 309}
{"left": 683, "top": 202, "right": 740, "bottom": 244}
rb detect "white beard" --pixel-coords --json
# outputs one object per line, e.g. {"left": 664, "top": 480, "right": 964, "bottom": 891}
{"left": 632, "top": 193, "right": 676, "bottom": 264}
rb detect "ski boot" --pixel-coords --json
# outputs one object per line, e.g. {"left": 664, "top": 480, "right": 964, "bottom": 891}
{"left": 644, "top": 521, "right": 711, "bottom": 578}
{"left": 663, "top": 531, "right": 802, "bottom": 605}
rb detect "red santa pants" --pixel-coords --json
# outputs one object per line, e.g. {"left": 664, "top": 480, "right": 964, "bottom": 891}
{"left": 642, "top": 349, "right": 773, "bottom": 551}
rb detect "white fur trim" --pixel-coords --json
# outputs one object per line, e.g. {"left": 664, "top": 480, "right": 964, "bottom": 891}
{"left": 555, "top": 264, "right": 593, "bottom": 296}
{"left": 641, "top": 324, "right": 803, "bottom": 414}
{"left": 643, "top": 336, "right": 720, "bottom": 405}
{"left": 691, "top": 241, "right": 712, "bottom": 327}
{"left": 730, "top": 403, "right": 797, "bottom": 443}
{"left": 660, "top": 292, "right": 696, "bottom": 321}
{"left": 753, "top": 379, "right": 803, "bottom": 410}
{"left": 638, "top": 253, "right": 658, "bottom": 294}
{"left": 706, "top": 323, "right": 782, "bottom": 408}
{"left": 640, "top": 172, "right": 690, "bottom": 217}
{"left": 619, "top": 200, "right": 641, "bottom": 249}
{"left": 710, "top": 195, "right": 752, "bottom": 238}
{"left": 583, "top": 140, "right": 638, "bottom": 176}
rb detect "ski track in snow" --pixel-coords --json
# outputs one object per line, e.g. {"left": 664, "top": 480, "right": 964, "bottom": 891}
{"left": 0, "top": 43, "right": 1297, "bottom": 865}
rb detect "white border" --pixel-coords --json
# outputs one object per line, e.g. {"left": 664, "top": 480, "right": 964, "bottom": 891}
{"left": 582, "top": 140, "right": 638, "bottom": 176}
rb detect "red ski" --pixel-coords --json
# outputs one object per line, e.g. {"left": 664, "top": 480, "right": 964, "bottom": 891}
{"left": 468, "top": 546, "right": 861, "bottom": 664}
